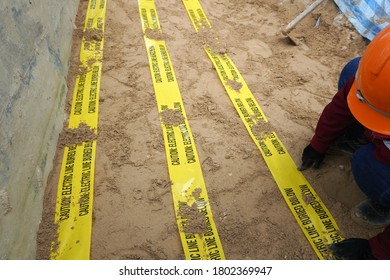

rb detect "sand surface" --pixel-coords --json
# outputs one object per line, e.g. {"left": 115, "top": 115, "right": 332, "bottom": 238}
{"left": 37, "top": 0, "right": 384, "bottom": 260}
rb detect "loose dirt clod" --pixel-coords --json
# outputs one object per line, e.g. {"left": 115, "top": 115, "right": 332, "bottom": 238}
{"left": 178, "top": 202, "right": 207, "bottom": 235}
{"left": 251, "top": 121, "right": 274, "bottom": 140}
{"left": 58, "top": 122, "right": 97, "bottom": 147}
{"left": 160, "top": 109, "right": 185, "bottom": 126}
{"left": 301, "top": 192, "right": 316, "bottom": 204}
{"left": 195, "top": 27, "right": 228, "bottom": 55}
{"left": 226, "top": 79, "right": 243, "bottom": 92}
{"left": 145, "top": 28, "right": 167, "bottom": 41}
{"left": 192, "top": 188, "right": 202, "bottom": 200}
{"left": 83, "top": 28, "right": 103, "bottom": 41}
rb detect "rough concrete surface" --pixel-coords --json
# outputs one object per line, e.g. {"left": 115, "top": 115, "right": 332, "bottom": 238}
{"left": 0, "top": 0, "right": 79, "bottom": 259}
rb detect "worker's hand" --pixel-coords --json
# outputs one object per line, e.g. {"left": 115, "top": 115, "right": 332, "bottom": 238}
{"left": 298, "top": 144, "right": 324, "bottom": 171}
{"left": 327, "top": 238, "right": 376, "bottom": 260}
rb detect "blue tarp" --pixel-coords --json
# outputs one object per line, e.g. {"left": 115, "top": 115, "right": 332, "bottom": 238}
{"left": 334, "top": 0, "right": 390, "bottom": 41}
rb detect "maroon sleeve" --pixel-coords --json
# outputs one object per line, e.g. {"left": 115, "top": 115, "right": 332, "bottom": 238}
{"left": 310, "top": 77, "right": 358, "bottom": 153}
{"left": 369, "top": 225, "right": 390, "bottom": 260}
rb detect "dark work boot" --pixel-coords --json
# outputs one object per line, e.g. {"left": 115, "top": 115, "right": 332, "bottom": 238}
{"left": 354, "top": 199, "right": 390, "bottom": 227}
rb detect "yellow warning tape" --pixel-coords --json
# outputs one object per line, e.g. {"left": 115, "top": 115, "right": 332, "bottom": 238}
{"left": 51, "top": 0, "right": 106, "bottom": 260}
{"left": 182, "top": 0, "right": 343, "bottom": 259}
{"left": 138, "top": 0, "right": 225, "bottom": 260}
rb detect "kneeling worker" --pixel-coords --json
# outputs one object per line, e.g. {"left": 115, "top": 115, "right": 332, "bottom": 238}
{"left": 299, "top": 24, "right": 390, "bottom": 259}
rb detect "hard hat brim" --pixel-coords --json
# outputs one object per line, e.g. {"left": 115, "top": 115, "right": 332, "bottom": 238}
{"left": 347, "top": 81, "right": 390, "bottom": 136}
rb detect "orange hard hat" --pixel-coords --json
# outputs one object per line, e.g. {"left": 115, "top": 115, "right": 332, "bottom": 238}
{"left": 347, "top": 24, "right": 390, "bottom": 135}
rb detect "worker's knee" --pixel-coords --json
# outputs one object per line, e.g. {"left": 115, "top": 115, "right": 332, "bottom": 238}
{"left": 352, "top": 144, "right": 390, "bottom": 207}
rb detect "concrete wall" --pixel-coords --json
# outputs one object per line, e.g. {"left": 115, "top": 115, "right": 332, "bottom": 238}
{"left": 0, "top": 0, "right": 79, "bottom": 259}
